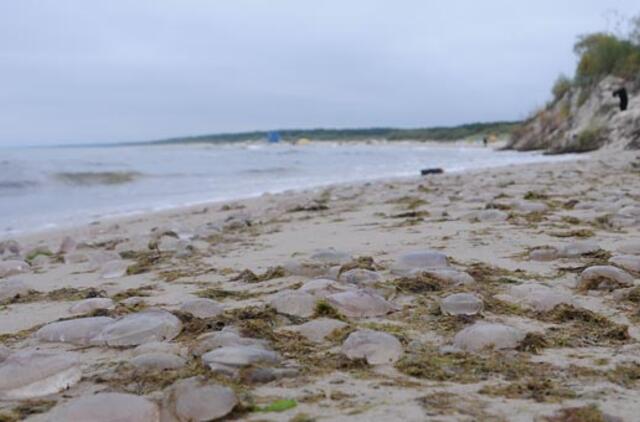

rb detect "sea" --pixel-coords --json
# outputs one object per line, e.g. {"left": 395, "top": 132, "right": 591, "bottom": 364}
{"left": 0, "top": 141, "right": 578, "bottom": 236}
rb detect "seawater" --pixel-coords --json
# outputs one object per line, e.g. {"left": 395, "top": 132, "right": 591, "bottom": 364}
{"left": 0, "top": 142, "right": 577, "bottom": 236}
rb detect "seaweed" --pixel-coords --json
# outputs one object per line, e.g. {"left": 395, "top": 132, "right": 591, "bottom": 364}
{"left": 550, "top": 229, "right": 595, "bottom": 238}
{"left": 542, "top": 404, "right": 608, "bottom": 422}
{"left": 337, "top": 256, "right": 380, "bottom": 276}
{"left": 0, "top": 400, "right": 56, "bottom": 422}
{"left": 231, "top": 266, "right": 287, "bottom": 283}
{"left": 313, "top": 300, "right": 346, "bottom": 321}
{"left": 392, "top": 272, "right": 447, "bottom": 293}
{"left": 479, "top": 378, "right": 575, "bottom": 402}
{"left": 195, "top": 288, "right": 256, "bottom": 301}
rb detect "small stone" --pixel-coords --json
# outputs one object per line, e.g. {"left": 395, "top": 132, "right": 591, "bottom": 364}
{"left": 179, "top": 298, "right": 224, "bottom": 318}
{"left": 391, "top": 250, "right": 449, "bottom": 275}
{"left": 92, "top": 309, "right": 182, "bottom": 346}
{"left": 610, "top": 255, "right": 640, "bottom": 273}
{"left": 49, "top": 392, "right": 159, "bottom": 421}
{"left": 340, "top": 269, "right": 383, "bottom": 286}
{"left": 0, "top": 279, "right": 31, "bottom": 303}
{"left": 0, "top": 260, "right": 30, "bottom": 278}
{"left": 270, "top": 290, "right": 316, "bottom": 317}
{"left": 287, "top": 318, "right": 348, "bottom": 343}
{"left": 131, "top": 352, "right": 186, "bottom": 370}
{"left": 100, "top": 260, "right": 128, "bottom": 279}
{"left": 453, "top": 322, "right": 525, "bottom": 352}
{"left": 341, "top": 329, "right": 403, "bottom": 365}
{"left": 578, "top": 265, "right": 635, "bottom": 291}
{"left": 69, "top": 298, "right": 115, "bottom": 314}
{"left": 440, "top": 293, "right": 483, "bottom": 316}
{"left": 326, "top": 290, "right": 396, "bottom": 317}
{"left": 0, "top": 350, "right": 82, "bottom": 400}
{"left": 162, "top": 377, "right": 237, "bottom": 422}
{"left": 36, "top": 317, "right": 115, "bottom": 345}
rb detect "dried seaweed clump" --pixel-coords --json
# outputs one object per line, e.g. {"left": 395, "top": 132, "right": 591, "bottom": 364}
{"left": 538, "top": 304, "right": 629, "bottom": 347}
{"left": 479, "top": 378, "right": 575, "bottom": 403}
{"left": 393, "top": 273, "right": 447, "bottom": 294}
{"left": 396, "top": 346, "right": 544, "bottom": 383}
{"left": 313, "top": 300, "right": 346, "bottom": 321}
{"left": 231, "top": 266, "right": 287, "bottom": 283}
{"left": 541, "top": 404, "right": 609, "bottom": 422}
{"left": 0, "top": 400, "right": 56, "bottom": 422}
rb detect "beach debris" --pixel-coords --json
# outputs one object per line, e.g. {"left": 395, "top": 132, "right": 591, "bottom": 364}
{"left": 286, "top": 318, "right": 348, "bottom": 343}
{"left": 414, "top": 269, "right": 475, "bottom": 286}
{"left": 420, "top": 168, "right": 444, "bottom": 176}
{"left": 68, "top": 297, "right": 115, "bottom": 314}
{"left": 326, "top": 290, "right": 395, "bottom": 317}
{"left": 610, "top": 255, "right": 640, "bottom": 273}
{"left": 309, "top": 248, "right": 352, "bottom": 265}
{"left": 298, "top": 278, "right": 349, "bottom": 298}
{"left": 391, "top": 250, "right": 449, "bottom": 275}
{"left": 100, "top": 259, "right": 128, "bottom": 279}
{"left": 91, "top": 308, "right": 183, "bottom": 346}
{"left": 270, "top": 290, "right": 317, "bottom": 318}
{"left": 191, "top": 329, "right": 267, "bottom": 356}
{"left": 201, "top": 345, "right": 280, "bottom": 376}
{"left": 0, "top": 239, "right": 21, "bottom": 257}
{"left": 0, "top": 279, "right": 31, "bottom": 303}
{"left": 577, "top": 265, "right": 634, "bottom": 291}
{"left": 48, "top": 392, "right": 159, "bottom": 422}
{"left": 58, "top": 236, "right": 77, "bottom": 254}
{"left": 507, "top": 283, "right": 573, "bottom": 311}
{"left": 440, "top": 293, "right": 484, "bottom": 316}
{"left": 341, "top": 329, "right": 403, "bottom": 365}
{"left": 36, "top": 317, "right": 115, "bottom": 345}
{"left": 131, "top": 352, "right": 186, "bottom": 370}
{"left": 0, "top": 346, "right": 10, "bottom": 363}
{"left": 453, "top": 322, "right": 525, "bottom": 352}
{"left": 617, "top": 241, "right": 640, "bottom": 255}
{"left": 179, "top": 298, "right": 224, "bottom": 319}
{"left": 162, "top": 376, "right": 237, "bottom": 422}
{"left": 0, "top": 350, "right": 82, "bottom": 400}
{"left": 133, "top": 341, "right": 183, "bottom": 357}
{"left": 466, "top": 209, "right": 509, "bottom": 222}
{"left": 0, "top": 260, "right": 30, "bottom": 278}
{"left": 339, "top": 269, "right": 383, "bottom": 286}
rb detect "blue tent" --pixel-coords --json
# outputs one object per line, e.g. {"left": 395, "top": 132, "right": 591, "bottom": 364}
{"left": 267, "top": 131, "right": 281, "bottom": 143}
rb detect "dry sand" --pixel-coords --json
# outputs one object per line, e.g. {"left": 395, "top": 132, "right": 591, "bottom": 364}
{"left": 2, "top": 149, "right": 640, "bottom": 421}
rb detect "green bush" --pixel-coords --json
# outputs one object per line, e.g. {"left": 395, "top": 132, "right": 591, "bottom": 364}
{"left": 574, "top": 32, "right": 640, "bottom": 84}
{"left": 552, "top": 74, "right": 572, "bottom": 100}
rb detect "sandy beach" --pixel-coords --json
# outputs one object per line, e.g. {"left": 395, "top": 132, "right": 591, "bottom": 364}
{"left": 2, "top": 149, "right": 640, "bottom": 421}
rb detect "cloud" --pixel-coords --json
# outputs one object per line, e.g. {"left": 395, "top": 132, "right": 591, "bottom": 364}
{"left": 0, "top": 0, "right": 637, "bottom": 145}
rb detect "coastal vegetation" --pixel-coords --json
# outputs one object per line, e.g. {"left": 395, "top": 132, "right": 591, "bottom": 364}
{"left": 144, "top": 121, "right": 520, "bottom": 145}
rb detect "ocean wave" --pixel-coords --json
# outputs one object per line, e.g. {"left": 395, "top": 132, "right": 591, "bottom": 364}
{"left": 0, "top": 180, "right": 39, "bottom": 190}
{"left": 240, "top": 166, "right": 296, "bottom": 175}
{"left": 52, "top": 171, "right": 143, "bottom": 186}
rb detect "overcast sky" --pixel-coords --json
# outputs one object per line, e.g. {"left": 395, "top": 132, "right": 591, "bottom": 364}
{"left": 0, "top": 1, "right": 638, "bottom": 146}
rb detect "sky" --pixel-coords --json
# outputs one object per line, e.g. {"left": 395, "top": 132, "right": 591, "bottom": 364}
{"left": 0, "top": 1, "right": 638, "bottom": 146}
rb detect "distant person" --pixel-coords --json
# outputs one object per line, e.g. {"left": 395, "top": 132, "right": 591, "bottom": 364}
{"left": 482, "top": 137, "right": 488, "bottom": 147}
{"left": 613, "top": 87, "right": 628, "bottom": 111}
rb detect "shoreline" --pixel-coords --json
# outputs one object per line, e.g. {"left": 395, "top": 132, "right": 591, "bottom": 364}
{"left": 1, "top": 144, "right": 582, "bottom": 241}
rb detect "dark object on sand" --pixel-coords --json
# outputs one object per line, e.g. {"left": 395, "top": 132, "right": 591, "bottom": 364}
{"left": 421, "top": 168, "right": 444, "bottom": 176}
{"left": 483, "top": 137, "right": 488, "bottom": 147}
{"left": 613, "top": 87, "right": 628, "bottom": 111}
